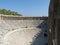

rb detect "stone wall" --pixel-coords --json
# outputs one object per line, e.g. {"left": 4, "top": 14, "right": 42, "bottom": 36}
{"left": 0, "top": 15, "right": 48, "bottom": 45}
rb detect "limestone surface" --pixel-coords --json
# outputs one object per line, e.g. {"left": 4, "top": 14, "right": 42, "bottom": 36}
{"left": 3, "top": 28, "right": 44, "bottom": 45}
{"left": 0, "top": 15, "right": 48, "bottom": 45}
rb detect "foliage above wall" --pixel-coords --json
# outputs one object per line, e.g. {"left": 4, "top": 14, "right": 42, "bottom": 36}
{"left": 0, "top": 9, "right": 22, "bottom": 16}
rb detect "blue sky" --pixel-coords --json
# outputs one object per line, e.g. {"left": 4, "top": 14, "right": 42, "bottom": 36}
{"left": 0, "top": 0, "right": 50, "bottom": 16}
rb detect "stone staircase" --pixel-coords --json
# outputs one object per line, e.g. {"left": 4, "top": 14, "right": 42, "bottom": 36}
{"left": 0, "top": 15, "right": 48, "bottom": 45}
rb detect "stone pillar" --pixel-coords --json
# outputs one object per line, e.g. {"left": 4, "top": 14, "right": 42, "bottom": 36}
{"left": 55, "top": 19, "right": 60, "bottom": 45}
{"left": 48, "top": 0, "right": 60, "bottom": 45}
{"left": 48, "top": 0, "right": 54, "bottom": 45}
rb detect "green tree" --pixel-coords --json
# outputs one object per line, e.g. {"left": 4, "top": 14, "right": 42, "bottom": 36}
{"left": 0, "top": 9, "right": 22, "bottom": 16}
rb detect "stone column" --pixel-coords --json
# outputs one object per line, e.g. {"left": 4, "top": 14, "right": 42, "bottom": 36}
{"left": 55, "top": 19, "right": 60, "bottom": 45}
{"left": 48, "top": 0, "right": 54, "bottom": 45}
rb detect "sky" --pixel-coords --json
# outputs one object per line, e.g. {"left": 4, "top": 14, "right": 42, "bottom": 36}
{"left": 0, "top": 0, "right": 50, "bottom": 16}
